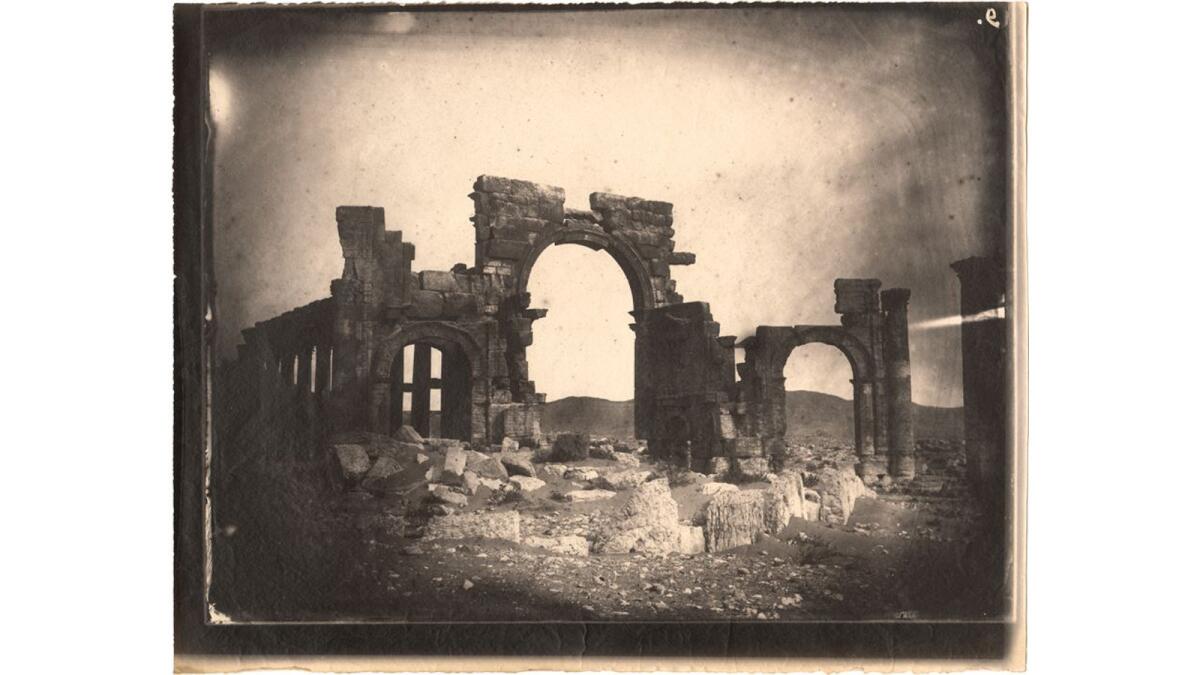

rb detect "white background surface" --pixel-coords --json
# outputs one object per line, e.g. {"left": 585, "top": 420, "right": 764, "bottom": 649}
{"left": 2, "top": 0, "right": 1197, "bottom": 672}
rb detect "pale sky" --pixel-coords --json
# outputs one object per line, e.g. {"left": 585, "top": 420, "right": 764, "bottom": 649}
{"left": 209, "top": 7, "right": 1008, "bottom": 408}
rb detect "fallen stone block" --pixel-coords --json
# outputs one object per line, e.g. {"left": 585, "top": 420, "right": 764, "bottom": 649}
{"left": 562, "top": 489, "right": 616, "bottom": 503}
{"left": 563, "top": 467, "right": 599, "bottom": 482}
{"left": 541, "top": 463, "right": 568, "bottom": 478}
{"left": 524, "top": 535, "right": 589, "bottom": 557}
{"left": 552, "top": 433, "right": 589, "bottom": 461}
{"left": 363, "top": 456, "right": 404, "bottom": 484}
{"left": 461, "top": 471, "right": 481, "bottom": 495}
{"left": 758, "top": 487, "right": 792, "bottom": 535}
{"left": 499, "top": 453, "right": 536, "bottom": 478}
{"left": 394, "top": 425, "right": 424, "bottom": 445}
{"left": 424, "top": 510, "right": 520, "bottom": 543}
{"left": 677, "top": 526, "right": 706, "bottom": 555}
{"left": 612, "top": 452, "right": 640, "bottom": 468}
{"left": 429, "top": 485, "right": 469, "bottom": 508}
{"left": 700, "top": 482, "right": 738, "bottom": 496}
{"left": 333, "top": 445, "right": 372, "bottom": 483}
{"left": 500, "top": 436, "right": 520, "bottom": 453}
{"left": 467, "top": 456, "right": 508, "bottom": 480}
{"left": 592, "top": 480, "right": 686, "bottom": 555}
{"left": 704, "top": 490, "right": 765, "bottom": 552}
{"left": 812, "top": 465, "right": 876, "bottom": 525}
{"left": 407, "top": 289, "right": 444, "bottom": 319}
{"left": 589, "top": 443, "right": 616, "bottom": 460}
{"left": 443, "top": 445, "right": 467, "bottom": 477}
{"left": 478, "top": 477, "right": 505, "bottom": 491}
{"left": 509, "top": 475, "right": 546, "bottom": 492}
{"left": 597, "top": 469, "right": 652, "bottom": 490}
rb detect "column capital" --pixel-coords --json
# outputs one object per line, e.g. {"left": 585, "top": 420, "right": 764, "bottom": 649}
{"left": 880, "top": 288, "right": 911, "bottom": 310}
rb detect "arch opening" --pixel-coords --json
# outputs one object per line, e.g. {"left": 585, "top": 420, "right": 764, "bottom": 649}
{"left": 526, "top": 244, "right": 635, "bottom": 409}
{"left": 387, "top": 341, "right": 472, "bottom": 440}
{"left": 782, "top": 343, "right": 856, "bottom": 447}
{"left": 515, "top": 228, "right": 655, "bottom": 314}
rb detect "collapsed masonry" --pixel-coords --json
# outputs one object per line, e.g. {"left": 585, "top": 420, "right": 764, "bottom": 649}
{"left": 225, "top": 176, "right": 918, "bottom": 483}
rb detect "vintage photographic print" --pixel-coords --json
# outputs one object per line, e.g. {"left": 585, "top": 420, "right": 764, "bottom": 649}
{"left": 174, "top": 1, "right": 1026, "bottom": 669}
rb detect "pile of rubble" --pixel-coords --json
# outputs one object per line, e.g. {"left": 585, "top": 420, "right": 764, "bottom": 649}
{"left": 327, "top": 429, "right": 876, "bottom": 557}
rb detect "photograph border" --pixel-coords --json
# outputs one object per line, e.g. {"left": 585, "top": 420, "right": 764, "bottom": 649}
{"left": 173, "top": 2, "right": 1026, "bottom": 668}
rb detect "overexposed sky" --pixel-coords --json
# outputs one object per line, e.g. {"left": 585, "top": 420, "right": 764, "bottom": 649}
{"left": 210, "top": 7, "right": 1009, "bottom": 407}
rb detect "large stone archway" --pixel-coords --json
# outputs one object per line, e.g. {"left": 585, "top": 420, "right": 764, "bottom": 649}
{"left": 368, "top": 321, "right": 487, "bottom": 444}
{"left": 513, "top": 225, "right": 656, "bottom": 314}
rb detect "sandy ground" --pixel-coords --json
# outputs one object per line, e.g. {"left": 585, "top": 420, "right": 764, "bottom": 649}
{"left": 212, "top": 438, "right": 1001, "bottom": 622}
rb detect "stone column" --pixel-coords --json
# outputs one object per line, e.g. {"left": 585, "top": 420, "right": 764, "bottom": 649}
{"left": 881, "top": 288, "right": 916, "bottom": 479}
{"left": 630, "top": 316, "right": 653, "bottom": 442}
{"left": 852, "top": 378, "right": 885, "bottom": 482}
{"left": 315, "top": 343, "right": 331, "bottom": 395}
{"left": 297, "top": 346, "right": 313, "bottom": 393}
{"left": 951, "top": 257, "right": 1008, "bottom": 507}
{"left": 411, "top": 343, "right": 433, "bottom": 437}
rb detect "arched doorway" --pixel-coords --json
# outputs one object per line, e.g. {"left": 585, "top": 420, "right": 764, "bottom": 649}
{"left": 514, "top": 226, "right": 656, "bottom": 314}
{"left": 748, "top": 325, "right": 879, "bottom": 472}
{"left": 370, "top": 322, "right": 484, "bottom": 443}
{"left": 387, "top": 342, "right": 472, "bottom": 440}
{"left": 525, "top": 245, "right": 635, "bottom": 406}
{"left": 782, "top": 342, "right": 856, "bottom": 447}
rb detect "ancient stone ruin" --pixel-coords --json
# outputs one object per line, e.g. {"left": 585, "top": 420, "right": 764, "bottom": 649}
{"left": 224, "top": 176, "right": 917, "bottom": 484}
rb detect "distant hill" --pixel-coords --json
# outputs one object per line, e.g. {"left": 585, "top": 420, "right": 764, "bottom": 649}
{"left": 541, "top": 391, "right": 963, "bottom": 442}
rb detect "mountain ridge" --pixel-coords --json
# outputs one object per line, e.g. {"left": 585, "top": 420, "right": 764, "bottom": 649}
{"left": 541, "top": 390, "right": 963, "bottom": 441}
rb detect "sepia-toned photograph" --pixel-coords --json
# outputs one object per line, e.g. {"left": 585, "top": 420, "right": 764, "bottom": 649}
{"left": 174, "top": 1, "right": 1026, "bottom": 668}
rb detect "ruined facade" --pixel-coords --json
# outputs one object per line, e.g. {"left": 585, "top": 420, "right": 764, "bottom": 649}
{"left": 225, "top": 176, "right": 918, "bottom": 482}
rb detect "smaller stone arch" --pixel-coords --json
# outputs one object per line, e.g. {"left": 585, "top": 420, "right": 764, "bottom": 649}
{"left": 770, "top": 326, "right": 876, "bottom": 383}
{"left": 513, "top": 226, "right": 657, "bottom": 313}
{"left": 746, "top": 325, "right": 880, "bottom": 474}
{"left": 368, "top": 321, "right": 487, "bottom": 443}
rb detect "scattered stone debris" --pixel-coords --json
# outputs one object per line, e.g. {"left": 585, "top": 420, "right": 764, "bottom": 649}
{"left": 424, "top": 510, "right": 521, "bottom": 543}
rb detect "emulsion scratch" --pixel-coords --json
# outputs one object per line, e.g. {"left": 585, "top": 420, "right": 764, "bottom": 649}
{"left": 911, "top": 306, "right": 1005, "bottom": 331}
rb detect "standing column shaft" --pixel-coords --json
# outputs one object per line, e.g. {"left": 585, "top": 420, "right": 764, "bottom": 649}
{"left": 951, "top": 257, "right": 1008, "bottom": 508}
{"left": 853, "top": 379, "right": 884, "bottom": 481}
{"left": 411, "top": 344, "right": 433, "bottom": 436}
{"left": 630, "top": 318, "right": 653, "bottom": 443}
{"left": 881, "top": 288, "right": 916, "bottom": 479}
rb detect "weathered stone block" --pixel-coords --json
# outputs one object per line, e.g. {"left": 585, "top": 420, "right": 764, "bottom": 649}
{"left": 736, "top": 457, "right": 771, "bottom": 480}
{"left": 499, "top": 452, "right": 536, "bottom": 477}
{"left": 429, "top": 485, "right": 469, "bottom": 508}
{"left": 597, "top": 469, "right": 652, "bottom": 491}
{"left": 485, "top": 238, "right": 529, "bottom": 261}
{"left": 834, "top": 278, "right": 882, "bottom": 314}
{"left": 704, "top": 490, "right": 764, "bottom": 552}
{"left": 466, "top": 456, "right": 507, "bottom": 480}
{"left": 667, "top": 251, "right": 696, "bottom": 265}
{"left": 725, "top": 437, "right": 763, "bottom": 458}
{"left": 441, "top": 292, "right": 480, "bottom": 317}
{"left": 424, "top": 510, "right": 521, "bottom": 543}
{"left": 592, "top": 480, "right": 685, "bottom": 555}
{"left": 524, "top": 535, "right": 589, "bottom": 557}
{"left": 394, "top": 425, "right": 424, "bottom": 444}
{"left": 552, "top": 433, "right": 589, "bottom": 461}
{"left": 699, "top": 482, "right": 738, "bottom": 496}
{"left": 408, "top": 289, "right": 444, "bottom": 318}
{"left": 562, "top": 489, "right": 615, "bottom": 502}
{"left": 677, "top": 526, "right": 705, "bottom": 555}
{"left": 509, "top": 475, "right": 546, "bottom": 492}
{"left": 419, "top": 270, "right": 459, "bottom": 292}
{"left": 363, "top": 456, "right": 404, "bottom": 483}
{"left": 443, "top": 445, "right": 467, "bottom": 477}
{"left": 333, "top": 445, "right": 371, "bottom": 483}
